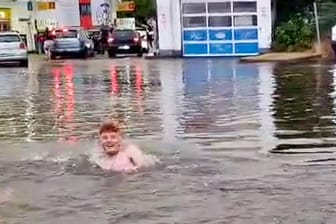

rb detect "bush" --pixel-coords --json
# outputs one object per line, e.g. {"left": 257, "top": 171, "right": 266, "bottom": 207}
{"left": 273, "top": 15, "right": 315, "bottom": 52}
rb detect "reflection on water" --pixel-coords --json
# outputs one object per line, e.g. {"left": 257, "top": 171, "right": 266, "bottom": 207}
{"left": 1, "top": 60, "right": 269, "bottom": 154}
{"left": 2, "top": 59, "right": 336, "bottom": 157}
{"left": 271, "top": 62, "right": 336, "bottom": 154}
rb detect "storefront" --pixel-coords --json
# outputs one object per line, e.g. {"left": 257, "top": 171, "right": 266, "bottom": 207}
{"left": 156, "top": 0, "right": 272, "bottom": 57}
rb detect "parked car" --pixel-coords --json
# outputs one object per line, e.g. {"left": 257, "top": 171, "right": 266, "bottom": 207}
{"left": 107, "top": 29, "right": 143, "bottom": 58}
{"left": 135, "top": 26, "right": 149, "bottom": 53}
{"left": 0, "top": 31, "right": 28, "bottom": 67}
{"left": 50, "top": 27, "right": 94, "bottom": 59}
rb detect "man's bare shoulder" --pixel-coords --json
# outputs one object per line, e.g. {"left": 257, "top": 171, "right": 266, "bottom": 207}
{"left": 124, "top": 143, "right": 143, "bottom": 154}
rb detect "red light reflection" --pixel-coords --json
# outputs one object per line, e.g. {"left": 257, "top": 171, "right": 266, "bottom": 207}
{"left": 110, "top": 65, "right": 119, "bottom": 95}
{"left": 52, "top": 64, "right": 77, "bottom": 143}
{"left": 64, "top": 64, "right": 75, "bottom": 123}
{"left": 53, "top": 68, "right": 61, "bottom": 116}
{"left": 135, "top": 64, "right": 144, "bottom": 115}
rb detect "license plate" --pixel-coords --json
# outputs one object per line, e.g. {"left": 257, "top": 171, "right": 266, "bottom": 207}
{"left": 118, "top": 45, "right": 130, "bottom": 50}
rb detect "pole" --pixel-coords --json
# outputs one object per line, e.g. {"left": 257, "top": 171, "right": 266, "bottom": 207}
{"left": 313, "top": 1, "right": 321, "bottom": 47}
{"left": 28, "top": 0, "right": 37, "bottom": 52}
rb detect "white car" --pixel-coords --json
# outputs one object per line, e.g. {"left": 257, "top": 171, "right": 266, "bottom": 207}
{"left": 0, "top": 32, "right": 28, "bottom": 67}
{"left": 136, "top": 27, "right": 149, "bottom": 53}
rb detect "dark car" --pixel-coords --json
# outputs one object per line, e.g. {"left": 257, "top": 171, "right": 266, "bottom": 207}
{"left": 106, "top": 29, "right": 143, "bottom": 58}
{"left": 50, "top": 27, "right": 94, "bottom": 59}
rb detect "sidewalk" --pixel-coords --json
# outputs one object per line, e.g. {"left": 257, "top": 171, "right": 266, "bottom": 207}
{"left": 240, "top": 51, "right": 321, "bottom": 63}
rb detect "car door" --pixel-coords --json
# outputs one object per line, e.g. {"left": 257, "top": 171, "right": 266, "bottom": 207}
{"left": 81, "top": 29, "right": 93, "bottom": 50}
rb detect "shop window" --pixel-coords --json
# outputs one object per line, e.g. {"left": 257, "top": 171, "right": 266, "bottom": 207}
{"left": 79, "top": 4, "right": 91, "bottom": 16}
{"left": 183, "top": 16, "right": 206, "bottom": 27}
{"left": 208, "top": 16, "right": 232, "bottom": 27}
{"left": 0, "top": 22, "right": 10, "bottom": 32}
{"left": 233, "top": 2, "right": 257, "bottom": 13}
{"left": 208, "top": 2, "right": 231, "bottom": 13}
{"left": 182, "top": 3, "right": 206, "bottom": 14}
{"left": 234, "top": 15, "right": 257, "bottom": 26}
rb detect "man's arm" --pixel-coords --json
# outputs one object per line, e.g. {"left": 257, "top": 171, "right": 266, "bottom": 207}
{"left": 126, "top": 144, "right": 146, "bottom": 168}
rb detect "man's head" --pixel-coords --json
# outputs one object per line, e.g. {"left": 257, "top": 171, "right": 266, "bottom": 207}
{"left": 98, "top": 121, "right": 122, "bottom": 156}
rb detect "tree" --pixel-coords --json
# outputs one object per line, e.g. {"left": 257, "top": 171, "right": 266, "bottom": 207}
{"left": 274, "top": 0, "right": 315, "bottom": 24}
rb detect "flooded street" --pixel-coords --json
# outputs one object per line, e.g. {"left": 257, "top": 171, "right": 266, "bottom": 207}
{"left": 1, "top": 56, "right": 336, "bottom": 223}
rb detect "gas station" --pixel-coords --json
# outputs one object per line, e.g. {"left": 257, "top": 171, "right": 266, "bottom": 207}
{"left": 155, "top": 0, "right": 272, "bottom": 57}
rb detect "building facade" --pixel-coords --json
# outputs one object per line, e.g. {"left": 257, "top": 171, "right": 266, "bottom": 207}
{"left": 0, "top": 0, "right": 117, "bottom": 50}
{"left": 0, "top": 0, "right": 117, "bottom": 32}
{"left": 0, "top": 1, "right": 30, "bottom": 33}
{"left": 156, "top": 0, "right": 272, "bottom": 57}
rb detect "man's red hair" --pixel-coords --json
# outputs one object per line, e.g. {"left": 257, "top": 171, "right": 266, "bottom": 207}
{"left": 99, "top": 121, "right": 121, "bottom": 134}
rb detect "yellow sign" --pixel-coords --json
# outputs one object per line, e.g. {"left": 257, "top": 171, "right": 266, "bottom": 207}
{"left": 0, "top": 8, "right": 11, "bottom": 20}
{"left": 37, "top": 2, "right": 55, "bottom": 11}
{"left": 117, "top": 1, "right": 135, "bottom": 12}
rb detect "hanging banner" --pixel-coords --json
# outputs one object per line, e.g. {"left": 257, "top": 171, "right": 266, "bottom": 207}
{"left": 92, "top": 0, "right": 113, "bottom": 26}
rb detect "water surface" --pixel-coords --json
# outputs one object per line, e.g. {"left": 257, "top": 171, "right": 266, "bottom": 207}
{"left": 0, "top": 57, "right": 336, "bottom": 223}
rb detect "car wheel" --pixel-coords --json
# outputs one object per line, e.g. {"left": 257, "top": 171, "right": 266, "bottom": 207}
{"left": 20, "top": 59, "right": 28, "bottom": 67}
{"left": 108, "top": 50, "right": 116, "bottom": 58}
{"left": 50, "top": 53, "right": 56, "bottom": 60}
{"left": 81, "top": 49, "right": 89, "bottom": 59}
{"left": 137, "top": 51, "right": 143, "bottom": 57}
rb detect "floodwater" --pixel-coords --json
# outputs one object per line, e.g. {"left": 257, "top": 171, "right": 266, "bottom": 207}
{"left": 1, "top": 57, "right": 336, "bottom": 223}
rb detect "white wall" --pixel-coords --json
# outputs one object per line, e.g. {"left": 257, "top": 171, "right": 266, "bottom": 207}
{"left": 28, "top": 0, "right": 80, "bottom": 29}
{"left": 35, "top": 11, "right": 58, "bottom": 29}
{"left": 55, "top": 0, "right": 80, "bottom": 27}
{"left": 257, "top": 0, "right": 272, "bottom": 50}
{"left": 156, "top": 0, "right": 182, "bottom": 55}
{"left": 0, "top": 1, "right": 30, "bottom": 33}
{"left": 171, "top": 0, "right": 182, "bottom": 53}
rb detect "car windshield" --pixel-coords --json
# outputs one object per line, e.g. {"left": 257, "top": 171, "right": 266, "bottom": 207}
{"left": 54, "top": 29, "right": 78, "bottom": 38}
{"left": 113, "top": 30, "right": 135, "bottom": 39}
{"left": 0, "top": 35, "right": 20, "bottom": 42}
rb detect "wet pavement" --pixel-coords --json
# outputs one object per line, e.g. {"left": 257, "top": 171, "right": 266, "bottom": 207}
{"left": 1, "top": 56, "right": 336, "bottom": 223}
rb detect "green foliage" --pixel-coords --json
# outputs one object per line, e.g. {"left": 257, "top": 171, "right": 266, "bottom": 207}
{"left": 275, "top": 0, "right": 315, "bottom": 24}
{"left": 273, "top": 15, "right": 315, "bottom": 52}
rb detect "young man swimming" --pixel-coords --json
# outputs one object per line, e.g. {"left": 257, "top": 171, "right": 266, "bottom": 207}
{"left": 92, "top": 121, "right": 148, "bottom": 172}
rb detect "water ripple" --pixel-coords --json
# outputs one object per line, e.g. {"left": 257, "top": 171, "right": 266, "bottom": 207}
{"left": 0, "top": 58, "right": 336, "bottom": 223}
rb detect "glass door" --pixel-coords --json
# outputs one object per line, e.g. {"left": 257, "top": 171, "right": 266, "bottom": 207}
{"left": 181, "top": 1, "right": 208, "bottom": 56}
